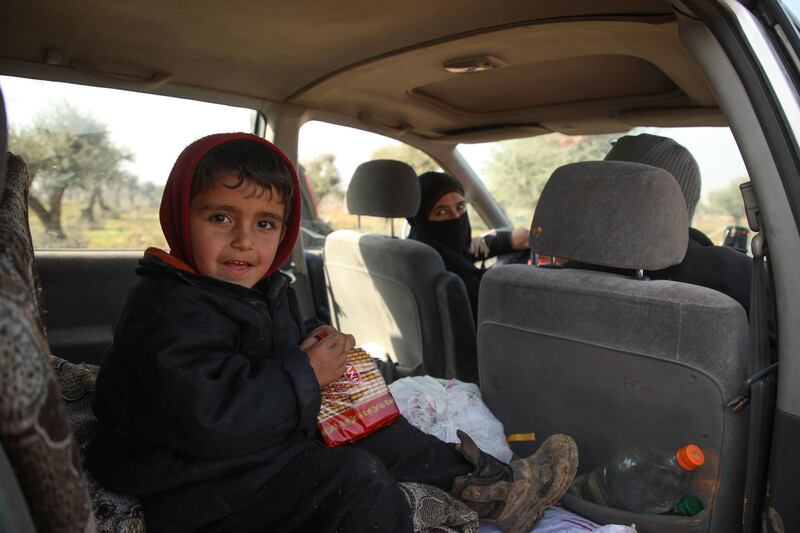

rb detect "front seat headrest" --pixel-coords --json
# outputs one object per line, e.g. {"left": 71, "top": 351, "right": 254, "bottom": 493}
{"left": 531, "top": 160, "right": 689, "bottom": 271}
{"left": 347, "top": 159, "right": 420, "bottom": 218}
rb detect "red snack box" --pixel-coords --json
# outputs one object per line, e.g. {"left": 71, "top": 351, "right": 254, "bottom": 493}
{"left": 317, "top": 348, "right": 400, "bottom": 446}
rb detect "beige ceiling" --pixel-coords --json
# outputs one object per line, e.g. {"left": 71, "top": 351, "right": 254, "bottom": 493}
{"left": 0, "top": 0, "right": 721, "bottom": 141}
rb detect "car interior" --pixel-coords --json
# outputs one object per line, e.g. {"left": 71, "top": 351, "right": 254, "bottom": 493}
{"left": 1, "top": 1, "right": 799, "bottom": 532}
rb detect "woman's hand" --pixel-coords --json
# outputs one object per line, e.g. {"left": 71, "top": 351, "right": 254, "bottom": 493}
{"left": 302, "top": 327, "right": 356, "bottom": 387}
{"left": 511, "top": 227, "right": 531, "bottom": 250}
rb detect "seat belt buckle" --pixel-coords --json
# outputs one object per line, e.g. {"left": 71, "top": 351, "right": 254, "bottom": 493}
{"left": 727, "top": 393, "right": 750, "bottom": 412}
{"left": 727, "top": 362, "right": 779, "bottom": 413}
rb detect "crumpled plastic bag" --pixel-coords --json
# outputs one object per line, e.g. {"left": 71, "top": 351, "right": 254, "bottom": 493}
{"left": 478, "top": 505, "right": 637, "bottom": 532}
{"left": 389, "top": 376, "right": 513, "bottom": 463}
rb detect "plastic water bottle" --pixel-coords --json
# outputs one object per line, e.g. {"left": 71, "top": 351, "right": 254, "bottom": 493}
{"left": 569, "top": 444, "right": 705, "bottom": 514}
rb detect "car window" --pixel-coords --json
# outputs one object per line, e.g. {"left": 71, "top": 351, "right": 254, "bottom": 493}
{"left": 2, "top": 75, "right": 257, "bottom": 250}
{"left": 779, "top": 0, "right": 800, "bottom": 22}
{"left": 298, "top": 120, "right": 439, "bottom": 245}
{"left": 458, "top": 127, "right": 749, "bottom": 247}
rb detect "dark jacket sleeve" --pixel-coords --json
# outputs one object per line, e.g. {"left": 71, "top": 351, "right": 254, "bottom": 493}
{"left": 95, "top": 281, "right": 321, "bottom": 460}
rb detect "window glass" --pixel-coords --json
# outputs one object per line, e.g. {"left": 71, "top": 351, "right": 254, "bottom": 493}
{"left": 458, "top": 127, "right": 748, "bottom": 247}
{"left": 298, "top": 120, "right": 439, "bottom": 245}
{"left": 2, "top": 75, "right": 256, "bottom": 249}
{"left": 782, "top": 0, "right": 800, "bottom": 20}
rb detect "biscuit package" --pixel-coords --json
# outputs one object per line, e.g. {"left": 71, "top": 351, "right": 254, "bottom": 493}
{"left": 317, "top": 348, "right": 400, "bottom": 446}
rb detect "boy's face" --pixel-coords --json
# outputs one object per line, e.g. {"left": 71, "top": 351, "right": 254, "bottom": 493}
{"left": 189, "top": 171, "right": 286, "bottom": 289}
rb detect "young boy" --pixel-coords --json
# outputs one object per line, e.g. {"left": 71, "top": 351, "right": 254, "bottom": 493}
{"left": 87, "top": 133, "right": 578, "bottom": 533}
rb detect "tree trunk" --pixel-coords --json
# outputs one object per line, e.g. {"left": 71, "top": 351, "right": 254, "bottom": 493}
{"left": 29, "top": 186, "right": 68, "bottom": 239}
{"left": 81, "top": 189, "right": 97, "bottom": 223}
{"left": 97, "top": 189, "right": 117, "bottom": 217}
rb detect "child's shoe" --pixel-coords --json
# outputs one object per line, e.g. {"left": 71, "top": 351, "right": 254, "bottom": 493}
{"left": 450, "top": 430, "right": 578, "bottom": 533}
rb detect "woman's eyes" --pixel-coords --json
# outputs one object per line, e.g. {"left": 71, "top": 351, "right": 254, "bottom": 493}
{"left": 433, "top": 203, "right": 467, "bottom": 217}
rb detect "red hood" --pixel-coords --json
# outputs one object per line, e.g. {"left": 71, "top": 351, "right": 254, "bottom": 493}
{"left": 159, "top": 132, "right": 301, "bottom": 279}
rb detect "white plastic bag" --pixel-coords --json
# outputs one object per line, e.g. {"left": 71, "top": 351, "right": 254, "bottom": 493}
{"left": 478, "top": 506, "right": 637, "bottom": 532}
{"left": 389, "top": 376, "right": 514, "bottom": 463}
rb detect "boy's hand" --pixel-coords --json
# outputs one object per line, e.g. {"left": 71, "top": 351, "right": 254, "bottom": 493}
{"left": 302, "top": 327, "right": 356, "bottom": 387}
{"left": 300, "top": 325, "right": 339, "bottom": 350}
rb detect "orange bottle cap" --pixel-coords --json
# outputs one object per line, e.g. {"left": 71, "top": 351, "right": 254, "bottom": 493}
{"left": 676, "top": 444, "right": 705, "bottom": 471}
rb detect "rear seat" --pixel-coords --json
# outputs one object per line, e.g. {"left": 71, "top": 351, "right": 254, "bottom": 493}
{"left": 477, "top": 161, "right": 749, "bottom": 531}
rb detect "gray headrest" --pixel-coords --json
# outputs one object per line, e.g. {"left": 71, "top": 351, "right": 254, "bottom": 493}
{"left": 531, "top": 161, "right": 689, "bottom": 270}
{"left": 347, "top": 160, "right": 420, "bottom": 217}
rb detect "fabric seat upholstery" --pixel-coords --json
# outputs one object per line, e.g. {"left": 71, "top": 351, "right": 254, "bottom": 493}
{"left": 0, "top": 152, "right": 95, "bottom": 531}
{"left": 477, "top": 161, "right": 749, "bottom": 531}
{"left": 324, "top": 160, "right": 477, "bottom": 379}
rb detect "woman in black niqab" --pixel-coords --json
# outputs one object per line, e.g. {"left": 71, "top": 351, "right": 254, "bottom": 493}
{"left": 408, "top": 172, "right": 528, "bottom": 320}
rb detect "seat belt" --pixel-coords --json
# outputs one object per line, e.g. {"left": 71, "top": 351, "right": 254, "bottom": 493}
{"left": 729, "top": 182, "right": 778, "bottom": 533}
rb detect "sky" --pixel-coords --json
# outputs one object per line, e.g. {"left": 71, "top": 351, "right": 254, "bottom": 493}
{"left": 2, "top": 74, "right": 747, "bottom": 199}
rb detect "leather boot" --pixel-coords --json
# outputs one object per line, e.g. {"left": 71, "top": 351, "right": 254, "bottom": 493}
{"left": 450, "top": 430, "right": 578, "bottom": 533}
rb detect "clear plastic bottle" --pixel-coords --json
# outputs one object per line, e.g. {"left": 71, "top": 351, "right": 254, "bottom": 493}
{"left": 569, "top": 444, "right": 705, "bottom": 514}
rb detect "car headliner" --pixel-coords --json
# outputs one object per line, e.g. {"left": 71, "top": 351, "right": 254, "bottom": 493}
{"left": 0, "top": 0, "right": 722, "bottom": 142}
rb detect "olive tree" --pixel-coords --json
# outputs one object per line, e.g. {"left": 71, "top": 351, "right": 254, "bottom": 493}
{"left": 9, "top": 103, "right": 132, "bottom": 238}
{"left": 371, "top": 143, "right": 439, "bottom": 175}
{"left": 706, "top": 180, "right": 746, "bottom": 226}
{"left": 303, "top": 153, "right": 344, "bottom": 201}
{"left": 484, "top": 133, "right": 619, "bottom": 213}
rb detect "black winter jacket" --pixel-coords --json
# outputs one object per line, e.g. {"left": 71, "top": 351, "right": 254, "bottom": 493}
{"left": 88, "top": 254, "right": 322, "bottom": 531}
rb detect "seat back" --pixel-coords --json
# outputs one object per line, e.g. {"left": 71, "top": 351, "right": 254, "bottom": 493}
{"left": 324, "top": 160, "right": 476, "bottom": 379}
{"left": 36, "top": 250, "right": 141, "bottom": 364}
{"left": 0, "top": 84, "right": 36, "bottom": 533}
{"left": 0, "top": 149, "right": 95, "bottom": 530}
{"left": 478, "top": 161, "right": 749, "bottom": 532}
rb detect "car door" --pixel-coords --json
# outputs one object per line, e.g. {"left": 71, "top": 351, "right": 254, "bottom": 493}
{"left": 680, "top": 2, "right": 800, "bottom": 531}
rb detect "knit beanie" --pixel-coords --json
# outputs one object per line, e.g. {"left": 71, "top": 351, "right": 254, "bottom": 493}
{"left": 605, "top": 133, "right": 701, "bottom": 223}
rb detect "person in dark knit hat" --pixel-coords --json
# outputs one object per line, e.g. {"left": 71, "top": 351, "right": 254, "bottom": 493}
{"left": 604, "top": 133, "right": 776, "bottom": 361}
{"left": 604, "top": 133, "right": 752, "bottom": 312}
{"left": 407, "top": 171, "right": 530, "bottom": 321}
{"left": 605, "top": 132, "right": 713, "bottom": 246}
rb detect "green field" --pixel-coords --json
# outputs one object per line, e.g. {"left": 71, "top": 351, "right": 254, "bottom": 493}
{"left": 29, "top": 201, "right": 167, "bottom": 250}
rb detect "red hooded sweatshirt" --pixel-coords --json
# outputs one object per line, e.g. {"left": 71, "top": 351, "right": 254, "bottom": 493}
{"left": 148, "top": 132, "right": 301, "bottom": 279}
